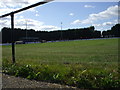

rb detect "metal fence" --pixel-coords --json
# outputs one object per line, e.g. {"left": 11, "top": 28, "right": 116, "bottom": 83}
{"left": 0, "top": 0, "right": 53, "bottom": 63}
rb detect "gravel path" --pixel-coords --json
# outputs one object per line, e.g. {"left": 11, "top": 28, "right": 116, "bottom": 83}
{"left": 2, "top": 73, "right": 81, "bottom": 89}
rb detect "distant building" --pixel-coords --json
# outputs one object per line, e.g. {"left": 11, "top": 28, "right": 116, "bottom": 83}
{"left": 20, "top": 37, "right": 39, "bottom": 42}
{"left": 15, "top": 41, "right": 25, "bottom": 44}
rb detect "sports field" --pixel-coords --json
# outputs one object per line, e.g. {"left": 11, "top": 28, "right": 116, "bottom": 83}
{"left": 2, "top": 38, "right": 119, "bottom": 88}
{"left": 3, "top": 38, "right": 118, "bottom": 64}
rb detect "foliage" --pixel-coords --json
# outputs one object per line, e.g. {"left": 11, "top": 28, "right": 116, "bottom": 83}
{"left": 2, "top": 63, "right": 120, "bottom": 89}
{"left": 102, "top": 24, "right": 120, "bottom": 37}
{"left": 1, "top": 26, "right": 101, "bottom": 43}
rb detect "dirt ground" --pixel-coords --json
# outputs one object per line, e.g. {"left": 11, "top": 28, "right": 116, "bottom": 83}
{"left": 2, "top": 73, "right": 81, "bottom": 90}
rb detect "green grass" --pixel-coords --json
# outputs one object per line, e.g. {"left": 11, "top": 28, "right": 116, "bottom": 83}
{"left": 3, "top": 38, "right": 118, "bottom": 64}
{"left": 2, "top": 38, "right": 120, "bottom": 88}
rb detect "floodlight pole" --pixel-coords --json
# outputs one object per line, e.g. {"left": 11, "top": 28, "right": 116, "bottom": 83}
{"left": 26, "top": 19, "right": 28, "bottom": 40}
{"left": 60, "top": 22, "right": 63, "bottom": 40}
{"left": 11, "top": 14, "right": 15, "bottom": 64}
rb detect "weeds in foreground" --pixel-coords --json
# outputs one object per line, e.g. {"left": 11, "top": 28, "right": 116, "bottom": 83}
{"left": 2, "top": 62, "right": 120, "bottom": 89}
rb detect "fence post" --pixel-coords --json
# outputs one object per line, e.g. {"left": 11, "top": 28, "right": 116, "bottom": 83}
{"left": 0, "top": 0, "right": 53, "bottom": 64}
{"left": 11, "top": 14, "right": 15, "bottom": 64}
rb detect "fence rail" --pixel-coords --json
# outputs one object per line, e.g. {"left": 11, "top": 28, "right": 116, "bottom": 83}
{"left": 0, "top": 0, "right": 54, "bottom": 63}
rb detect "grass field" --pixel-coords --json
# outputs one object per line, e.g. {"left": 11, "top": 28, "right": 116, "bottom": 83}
{"left": 2, "top": 38, "right": 119, "bottom": 88}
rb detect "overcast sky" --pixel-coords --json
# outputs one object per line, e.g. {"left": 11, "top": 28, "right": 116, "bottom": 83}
{"left": 0, "top": 0, "right": 119, "bottom": 31}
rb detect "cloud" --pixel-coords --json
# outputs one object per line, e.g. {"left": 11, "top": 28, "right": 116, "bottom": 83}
{"left": 89, "top": 5, "right": 118, "bottom": 20}
{"left": 71, "top": 20, "right": 81, "bottom": 24}
{"left": 0, "top": 16, "right": 11, "bottom": 28}
{"left": 71, "top": 5, "right": 118, "bottom": 25}
{"left": 0, "top": 0, "right": 59, "bottom": 31}
{"left": 0, "top": 0, "right": 43, "bottom": 16}
{"left": 92, "top": 20, "right": 118, "bottom": 27}
{"left": 84, "top": 5, "right": 95, "bottom": 8}
{"left": 71, "top": 19, "right": 93, "bottom": 24}
{"left": 15, "top": 18, "right": 44, "bottom": 27}
{"left": 0, "top": 0, "right": 43, "bottom": 8}
{"left": 39, "top": 25, "right": 60, "bottom": 31}
{"left": 0, "top": 15, "right": 60, "bottom": 31}
{"left": 0, "top": 6, "right": 36, "bottom": 17}
{"left": 19, "top": 16, "right": 24, "bottom": 19}
{"left": 69, "top": 13, "right": 74, "bottom": 16}
{"left": 14, "top": 18, "right": 59, "bottom": 31}
{"left": 102, "top": 22, "right": 115, "bottom": 26}
{"left": 0, "top": 8, "right": 18, "bottom": 16}
{"left": 35, "top": 14, "right": 39, "bottom": 17}
{"left": 19, "top": 18, "right": 60, "bottom": 31}
{"left": 92, "top": 20, "right": 118, "bottom": 31}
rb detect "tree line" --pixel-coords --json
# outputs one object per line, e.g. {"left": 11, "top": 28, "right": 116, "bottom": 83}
{"left": 0, "top": 24, "right": 119, "bottom": 43}
{"left": 102, "top": 24, "right": 120, "bottom": 38}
